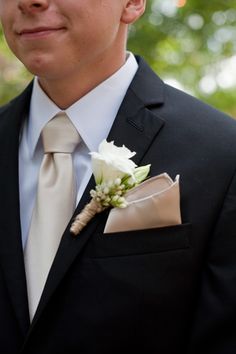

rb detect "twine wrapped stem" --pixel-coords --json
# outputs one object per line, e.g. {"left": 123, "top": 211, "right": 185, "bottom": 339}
{"left": 70, "top": 199, "right": 105, "bottom": 236}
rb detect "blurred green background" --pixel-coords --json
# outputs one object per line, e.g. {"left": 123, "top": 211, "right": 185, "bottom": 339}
{"left": 0, "top": 0, "right": 236, "bottom": 116}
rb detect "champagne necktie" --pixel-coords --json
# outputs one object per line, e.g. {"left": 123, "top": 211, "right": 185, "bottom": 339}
{"left": 24, "top": 112, "right": 80, "bottom": 320}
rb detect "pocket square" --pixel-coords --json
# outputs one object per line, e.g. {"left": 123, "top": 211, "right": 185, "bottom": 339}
{"left": 104, "top": 173, "right": 181, "bottom": 233}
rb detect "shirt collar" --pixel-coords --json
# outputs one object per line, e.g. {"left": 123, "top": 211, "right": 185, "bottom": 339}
{"left": 28, "top": 52, "right": 138, "bottom": 157}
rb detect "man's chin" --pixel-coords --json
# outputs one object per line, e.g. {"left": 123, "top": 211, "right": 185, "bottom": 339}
{"left": 15, "top": 50, "right": 53, "bottom": 76}
{"left": 23, "top": 60, "right": 56, "bottom": 79}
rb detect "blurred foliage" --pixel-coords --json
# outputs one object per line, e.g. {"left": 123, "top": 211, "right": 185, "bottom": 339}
{"left": 0, "top": 0, "right": 236, "bottom": 116}
{"left": 128, "top": 0, "right": 236, "bottom": 116}
{"left": 0, "top": 27, "right": 32, "bottom": 103}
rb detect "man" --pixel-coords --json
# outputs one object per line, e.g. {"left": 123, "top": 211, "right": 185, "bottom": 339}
{"left": 0, "top": 0, "right": 236, "bottom": 353}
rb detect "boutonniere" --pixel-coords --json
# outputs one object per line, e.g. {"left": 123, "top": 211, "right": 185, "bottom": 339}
{"left": 70, "top": 140, "right": 151, "bottom": 236}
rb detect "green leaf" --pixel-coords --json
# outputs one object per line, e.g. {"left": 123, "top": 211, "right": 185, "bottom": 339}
{"left": 133, "top": 164, "right": 151, "bottom": 184}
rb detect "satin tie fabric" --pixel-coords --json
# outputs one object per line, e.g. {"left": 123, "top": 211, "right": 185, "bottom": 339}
{"left": 24, "top": 113, "right": 80, "bottom": 320}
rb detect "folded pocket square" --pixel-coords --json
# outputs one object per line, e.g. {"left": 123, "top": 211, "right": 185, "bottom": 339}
{"left": 104, "top": 173, "right": 181, "bottom": 233}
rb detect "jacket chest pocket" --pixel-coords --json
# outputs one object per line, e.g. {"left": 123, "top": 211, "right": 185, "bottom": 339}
{"left": 84, "top": 222, "right": 192, "bottom": 258}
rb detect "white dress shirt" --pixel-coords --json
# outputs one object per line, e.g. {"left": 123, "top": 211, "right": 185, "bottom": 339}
{"left": 19, "top": 53, "right": 138, "bottom": 249}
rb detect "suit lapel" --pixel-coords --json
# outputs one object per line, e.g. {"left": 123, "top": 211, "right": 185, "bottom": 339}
{"left": 0, "top": 84, "right": 33, "bottom": 335}
{"left": 30, "top": 58, "right": 166, "bottom": 329}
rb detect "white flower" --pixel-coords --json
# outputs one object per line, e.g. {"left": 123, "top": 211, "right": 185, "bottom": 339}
{"left": 90, "top": 140, "right": 137, "bottom": 184}
{"left": 70, "top": 140, "right": 151, "bottom": 236}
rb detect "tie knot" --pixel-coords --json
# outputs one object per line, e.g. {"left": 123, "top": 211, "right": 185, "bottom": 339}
{"left": 42, "top": 113, "right": 80, "bottom": 153}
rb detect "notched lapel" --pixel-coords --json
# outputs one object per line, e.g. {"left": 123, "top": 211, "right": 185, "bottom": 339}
{"left": 107, "top": 88, "right": 165, "bottom": 166}
{"left": 107, "top": 56, "right": 166, "bottom": 165}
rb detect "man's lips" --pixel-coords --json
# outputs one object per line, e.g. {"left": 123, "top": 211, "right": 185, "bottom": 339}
{"left": 18, "top": 26, "right": 65, "bottom": 39}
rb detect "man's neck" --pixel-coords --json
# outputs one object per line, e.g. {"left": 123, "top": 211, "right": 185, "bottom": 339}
{"left": 38, "top": 51, "right": 127, "bottom": 110}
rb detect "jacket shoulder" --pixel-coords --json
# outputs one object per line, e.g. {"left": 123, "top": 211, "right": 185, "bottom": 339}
{"left": 161, "top": 82, "right": 236, "bottom": 134}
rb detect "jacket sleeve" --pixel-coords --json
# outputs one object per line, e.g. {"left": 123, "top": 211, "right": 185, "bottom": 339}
{"left": 188, "top": 170, "right": 236, "bottom": 353}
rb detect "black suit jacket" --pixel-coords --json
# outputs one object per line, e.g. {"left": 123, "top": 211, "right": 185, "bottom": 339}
{"left": 1, "top": 58, "right": 236, "bottom": 354}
